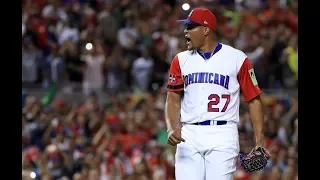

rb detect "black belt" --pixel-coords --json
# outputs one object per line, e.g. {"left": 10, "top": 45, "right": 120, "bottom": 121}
{"left": 192, "top": 120, "right": 227, "bottom": 126}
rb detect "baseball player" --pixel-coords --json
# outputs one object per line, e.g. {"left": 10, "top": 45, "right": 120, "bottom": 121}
{"left": 165, "top": 8, "right": 270, "bottom": 180}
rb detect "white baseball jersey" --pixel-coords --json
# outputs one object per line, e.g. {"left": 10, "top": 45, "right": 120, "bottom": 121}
{"left": 166, "top": 43, "right": 262, "bottom": 123}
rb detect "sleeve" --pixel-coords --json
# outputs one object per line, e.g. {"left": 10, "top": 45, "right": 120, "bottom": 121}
{"left": 237, "top": 58, "right": 262, "bottom": 101}
{"left": 166, "top": 55, "right": 184, "bottom": 92}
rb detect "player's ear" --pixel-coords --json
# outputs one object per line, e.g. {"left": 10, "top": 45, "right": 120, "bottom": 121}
{"left": 203, "top": 27, "right": 210, "bottom": 36}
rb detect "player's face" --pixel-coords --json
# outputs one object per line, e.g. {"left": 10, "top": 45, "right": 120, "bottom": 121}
{"left": 184, "top": 24, "right": 205, "bottom": 50}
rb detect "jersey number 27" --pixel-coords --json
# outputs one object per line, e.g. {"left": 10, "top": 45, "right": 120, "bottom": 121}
{"left": 207, "top": 94, "right": 230, "bottom": 112}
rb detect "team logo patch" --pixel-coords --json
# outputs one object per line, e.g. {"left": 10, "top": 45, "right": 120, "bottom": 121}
{"left": 169, "top": 74, "right": 176, "bottom": 83}
{"left": 248, "top": 69, "right": 258, "bottom": 85}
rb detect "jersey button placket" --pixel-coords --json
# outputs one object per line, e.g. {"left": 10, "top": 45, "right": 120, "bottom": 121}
{"left": 201, "top": 85, "right": 206, "bottom": 104}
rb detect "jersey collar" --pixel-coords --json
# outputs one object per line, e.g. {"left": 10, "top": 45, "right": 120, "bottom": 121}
{"left": 197, "top": 43, "right": 222, "bottom": 61}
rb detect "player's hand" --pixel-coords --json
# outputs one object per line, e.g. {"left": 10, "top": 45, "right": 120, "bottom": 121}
{"left": 167, "top": 128, "right": 185, "bottom": 146}
{"left": 256, "top": 146, "right": 272, "bottom": 159}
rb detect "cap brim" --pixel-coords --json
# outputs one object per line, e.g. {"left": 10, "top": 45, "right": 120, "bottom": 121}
{"left": 177, "top": 19, "right": 200, "bottom": 25}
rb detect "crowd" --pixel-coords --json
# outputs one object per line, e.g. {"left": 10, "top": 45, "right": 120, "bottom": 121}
{"left": 22, "top": 90, "right": 298, "bottom": 180}
{"left": 22, "top": 0, "right": 298, "bottom": 179}
{"left": 22, "top": 0, "right": 297, "bottom": 93}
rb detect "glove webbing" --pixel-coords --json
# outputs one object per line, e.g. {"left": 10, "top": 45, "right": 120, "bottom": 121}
{"left": 240, "top": 153, "right": 268, "bottom": 172}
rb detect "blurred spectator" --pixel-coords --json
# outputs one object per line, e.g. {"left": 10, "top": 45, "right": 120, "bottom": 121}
{"left": 118, "top": 12, "right": 139, "bottom": 50}
{"left": 131, "top": 49, "right": 154, "bottom": 92}
{"left": 81, "top": 41, "right": 106, "bottom": 96}
{"left": 41, "top": 44, "right": 66, "bottom": 88}
{"left": 97, "top": 3, "right": 118, "bottom": 45}
{"left": 22, "top": 41, "right": 42, "bottom": 84}
{"left": 105, "top": 44, "right": 130, "bottom": 93}
{"left": 58, "top": 21, "right": 80, "bottom": 45}
{"left": 61, "top": 40, "right": 84, "bottom": 86}
{"left": 22, "top": 0, "right": 298, "bottom": 179}
{"left": 282, "top": 35, "right": 298, "bottom": 87}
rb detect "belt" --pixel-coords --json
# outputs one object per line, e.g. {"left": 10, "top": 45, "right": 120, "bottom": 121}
{"left": 191, "top": 120, "right": 227, "bottom": 126}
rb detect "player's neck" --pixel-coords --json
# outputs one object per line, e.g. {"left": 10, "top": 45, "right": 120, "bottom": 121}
{"left": 198, "top": 40, "right": 218, "bottom": 54}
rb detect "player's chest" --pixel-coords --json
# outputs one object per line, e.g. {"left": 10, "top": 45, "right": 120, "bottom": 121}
{"left": 181, "top": 56, "right": 237, "bottom": 90}
{"left": 181, "top": 57, "right": 237, "bottom": 79}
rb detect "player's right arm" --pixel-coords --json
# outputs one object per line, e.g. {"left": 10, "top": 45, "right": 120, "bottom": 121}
{"left": 165, "top": 55, "right": 185, "bottom": 146}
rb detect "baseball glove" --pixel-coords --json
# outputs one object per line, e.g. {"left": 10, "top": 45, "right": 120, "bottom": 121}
{"left": 239, "top": 146, "right": 270, "bottom": 172}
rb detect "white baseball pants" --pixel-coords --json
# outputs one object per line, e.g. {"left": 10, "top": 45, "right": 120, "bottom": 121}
{"left": 175, "top": 122, "right": 240, "bottom": 180}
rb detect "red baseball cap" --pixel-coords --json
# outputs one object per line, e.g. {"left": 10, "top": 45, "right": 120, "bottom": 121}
{"left": 177, "top": 8, "right": 217, "bottom": 30}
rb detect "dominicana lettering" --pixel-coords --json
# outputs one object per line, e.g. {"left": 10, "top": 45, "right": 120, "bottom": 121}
{"left": 183, "top": 72, "right": 230, "bottom": 89}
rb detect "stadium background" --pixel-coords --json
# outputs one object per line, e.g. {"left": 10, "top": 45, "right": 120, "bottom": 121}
{"left": 22, "top": 0, "right": 298, "bottom": 179}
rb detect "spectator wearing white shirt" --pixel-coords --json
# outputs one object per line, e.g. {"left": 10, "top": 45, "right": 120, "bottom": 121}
{"left": 117, "top": 13, "right": 139, "bottom": 50}
{"left": 81, "top": 43, "right": 106, "bottom": 96}
{"left": 58, "top": 22, "right": 80, "bottom": 45}
{"left": 131, "top": 49, "right": 154, "bottom": 92}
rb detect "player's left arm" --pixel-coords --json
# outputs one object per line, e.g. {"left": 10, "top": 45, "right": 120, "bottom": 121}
{"left": 237, "top": 58, "right": 265, "bottom": 147}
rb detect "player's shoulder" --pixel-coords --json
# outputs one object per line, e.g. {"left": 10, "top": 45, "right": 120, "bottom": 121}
{"left": 220, "top": 44, "right": 250, "bottom": 71}
{"left": 172, "top": 50, "right": 196, "bottom": 64}
{"left": 220, "top": 43, "right": 247, "bottom": 60}
{"left": 176, "top": 50, "right": 196, "bottom": 59}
